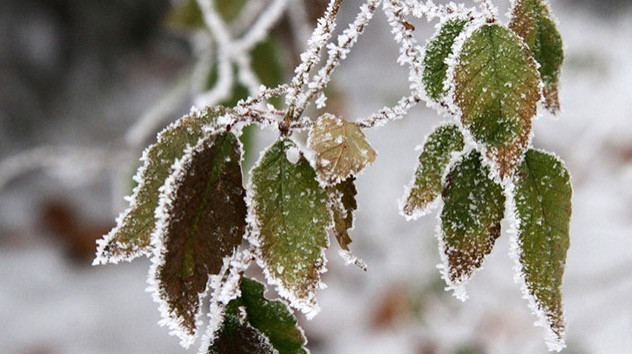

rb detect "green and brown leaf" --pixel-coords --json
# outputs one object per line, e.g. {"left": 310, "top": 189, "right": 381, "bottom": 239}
{"left": 150, "top": 131, "right": 247, "bottom": 342}
{"left": 402, "top": 124, "right": 465, "bottom": 218}
{"left": 208, "top": 277, "right": 308, "bottom": 354}
{"left": 249, "top": 139, "right": 330, "bottom": 315}
{"left": 308, "top": 114, "right": 377, "bottom": 184}
{"left": 513, "top": 149, "right": 571, "bottom": 349}
{"left": 209, "top": 277, "right": 307, "bottom": 354}
{"left": 94, "top": 106, "right": 224, "bottom": 264}
{"left": 440, "top": 151, "right": 505, "bottom": 294}
{"left": 453, "top": 24, "right": 540, "bottom": 179}
{"left": 510, "top": 0, "right": 564, "bottom": 113}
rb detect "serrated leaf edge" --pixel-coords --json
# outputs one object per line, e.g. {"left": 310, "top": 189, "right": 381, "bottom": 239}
{"left": 398, "top": 122, "right": 467, "bottom": 221}
{"left": 421, "top": 14, "right": 470, "bottom": 114}
{"left": 444, "top": 22, "right": 544, "bottom": 180}
{"left": 306, "top": 113, "right": 377, "bottom": 186}
{"left": 505, "top": 148, "right": 569, "bottom": 352}
{"left": 434, "top": 148, "right": 504, "bottom": 301}
{"left": 508, "top": 0, "right": 564, "bottom": 116}
{"left": 94, "top": 107, "right": 222, "bottom": 265}
{"left": 146, "top": 130, "right": 246, "bottom": 348}
{"left": 245, "top": 137, "right": 332, "bottom": 319}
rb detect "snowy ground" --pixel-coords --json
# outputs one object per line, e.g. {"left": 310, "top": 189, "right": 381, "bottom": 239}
{"left": 1, "top": 2, "right": 632, "bottom": 354}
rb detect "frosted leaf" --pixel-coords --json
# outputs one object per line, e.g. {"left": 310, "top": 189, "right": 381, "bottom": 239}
{"left": 148, "top": 131, "right": 247, "bottom": 345}
{"left": 423, "top": 18, "right": 468, "bottom": 100}
{"left": 326, "top": 177, "right": 357, "bottom": 251}
{"left": 401, "top": 124, "right": 465, "bottom": 219}
{"left": 512, "top": 149, "right": 571, "bottom": 351}
{"left": 308, "top": 113, "right": 377, "bottom": 184}
{"left": 94, "top": 106, "right": 224, "bottom": 265}
{"left": 248, "top": 138, "right": 330, "bottom": 317}
{"left": 453, "top": 24, "right": 541, "bottom": 179}
{"left": 439, "top": 150, "right": 505, "bottom": 298}
{"left": 207, "top": 277, "right": 308, "bottom": 354}
{"left": 509, "top": 0, "right": 564, "bottom": 114}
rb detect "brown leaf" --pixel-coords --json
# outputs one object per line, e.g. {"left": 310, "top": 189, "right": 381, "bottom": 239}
{"left": 327, "top": 177, "right": 357, "bottom": 251}
{"left": 308, "top": 114, "right": 376, "bottom": 184}
{"left": 149, "top": 131, "right": 246, "bottom": 343}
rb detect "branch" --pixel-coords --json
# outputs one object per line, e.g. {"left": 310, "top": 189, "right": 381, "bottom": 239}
{"left": 405, "top": 0, "right": 477, "bottom": 21}
{"left": 231, "top": 0, "right": 292, "bottom": 54}
{"left": 383, "top": 0, "right": 425, "bottom": 98}
{"left": 285, "top": 0, "right": 345, "bottom": 114}
{"left": 293, "top": 0, "right": 381, "bottom": 119}
{"left": 356, "top": 94, "right": 422, "bottom": 128}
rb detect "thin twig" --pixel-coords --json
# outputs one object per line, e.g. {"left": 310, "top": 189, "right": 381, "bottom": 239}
{"left": 356, "top": 94, "right": 422, "bottom": 128}
{"left": 293, "top": 0, "right": 381, "bottom": 119}
{"left": 285, "top": 0, "right": 345, "bottom": 116}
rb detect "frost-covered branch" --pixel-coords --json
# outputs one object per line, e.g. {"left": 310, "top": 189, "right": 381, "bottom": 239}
{"left": 293, "top": 0, "right": 381, "bottom": 119}
{"left": 356, "top": 94, "right": 422, "bottom": 128}
{"left": 383, "top": 0, "right": 425, "bottom": 97}
{"left": 405, "top": 0, "right": 476, "bottom": 21}
{"left": 231, "top": 0, "right": 292, "bottom": 54}
{"left": 237, "top": 84, "right": 290, "bottom": 108}
{"left": 285, "top": 0, "right": 344, "bottom": 113}
{"left": 230, "top": 0, "right": 268, "bottom": 36}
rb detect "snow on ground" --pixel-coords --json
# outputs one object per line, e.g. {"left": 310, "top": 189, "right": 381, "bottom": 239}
{"left": 1, "top": 2, "right": 632, "bottom": 354}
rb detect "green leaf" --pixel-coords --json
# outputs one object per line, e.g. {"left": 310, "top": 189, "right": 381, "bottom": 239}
{"left": 423, "top": 18, "right": 468, "bottom": 100}
{"left": 402, "top": 124, "right": 465, "bottom": 218}
{"left": 209, "top": 277, "right": 307, "bottom": 354}
{"left": 249, "top": 139, "right": 330, "bottom": 316}
{"left": 513, "top": 149, "right": 571, "bottom": 350}
{"left": 308, "top": 114, "right": 377, "bottom": 184}
{"left": 208, "top": 278, "right": 308, "bottom": 354}
{"left": 327, "top": 177, "right": 358, "bottom": 251}
{"left": 510, "top": 0, "right": 564, "bottom": 113}
{"left": 454, "top": 24, "right": 541, "bottom": 179}
{"left": 94, "top": 106, "right": 224, "bottom": 264}
{"left": 440, "top": 151, "right": 505, "bottom": 298}
{"left": 149, "top": 131, "right": 247, "bottom": 342}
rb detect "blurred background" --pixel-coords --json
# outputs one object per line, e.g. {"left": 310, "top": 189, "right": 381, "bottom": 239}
{"left": 1, "top": 0, "right": 631, "bottom": 353}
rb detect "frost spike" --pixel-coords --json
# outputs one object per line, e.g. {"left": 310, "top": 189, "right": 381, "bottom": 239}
{"left": 512, "top": 149, "right": 571, "bottom": 351}
{"left": 439, "top": 150, "right": 505, "bottom": 299}
{"left": 510, "top": 0, "right": 564, "bottom": 114}
{"left": 453, "top": 24, "right": 541, "bottom": 179}
{"left": 402, "top": 124, "right": 465, "bottom": 219}
{"left": 94, "top": 106, "right": 224, "bottom": 264}
{"left": 248, "top": 138, "right": 331, "bottom": 317}
{"left": 149, "top": 131, "right": 247, "bottom": 345}
{"left": 308, "top": 113, "right": 377, "bottom": 185}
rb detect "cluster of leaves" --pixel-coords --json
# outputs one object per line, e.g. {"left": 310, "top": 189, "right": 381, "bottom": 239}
{"left": 94, "top": 0, "right": 572, "bottom": 352}
{"left": 403, "top": 1, "right": 569, "bottom": 350}
{"left": 94, "top": 104, "right": 375, "bottom": 352}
